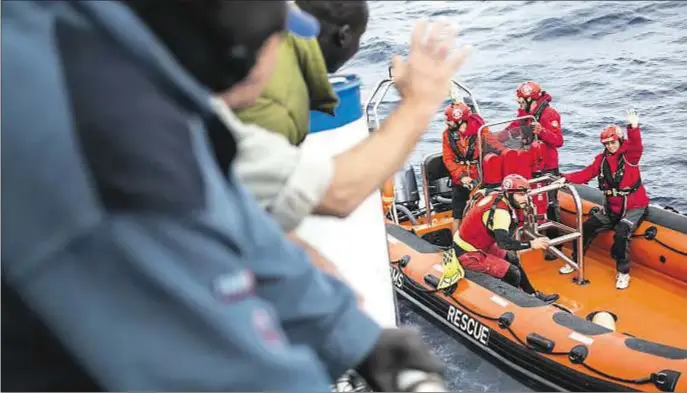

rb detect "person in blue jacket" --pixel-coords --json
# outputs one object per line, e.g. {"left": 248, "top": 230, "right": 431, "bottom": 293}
{"left": 1, "top": 1, "right": 444, "bottom": 391}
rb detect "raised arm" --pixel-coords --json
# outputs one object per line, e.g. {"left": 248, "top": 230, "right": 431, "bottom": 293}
{"left": 563, "top": 155, "right": 603, "bottom": 185}
{"left": 277, "top": 21, "right": 473, "bottom": 221}
{"left": 623, "top": 109, "right": 643, "bottom": 164}
{"left": 221, "top": 21, "right": 473, "bottom": 227}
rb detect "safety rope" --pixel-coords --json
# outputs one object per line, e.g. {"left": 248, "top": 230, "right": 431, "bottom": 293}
{"left": 630, "top": 229, "right": 687, "bottom": 256}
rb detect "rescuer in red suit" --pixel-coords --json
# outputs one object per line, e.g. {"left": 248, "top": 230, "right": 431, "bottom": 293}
{"left": 555, "top": 109, "right": 649, "bottom": 290}
{"left": 442, "top": 102, "right": 505, "bottom": 233}
{"left": 452, "top": 174, "right": 560, "bottom": 303}
{"left": 498, "top": 81, "right": 564, "bottom": 259}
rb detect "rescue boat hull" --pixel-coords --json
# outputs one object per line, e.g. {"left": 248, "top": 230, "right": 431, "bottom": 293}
{"left": 386, "top": 184, "right": 687, "bottom": 392}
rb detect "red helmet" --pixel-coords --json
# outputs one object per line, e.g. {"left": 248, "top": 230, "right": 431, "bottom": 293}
{"left": 444, "top": 102, "right": 471, "bottom": 123}
{"left": 502, "top": 174, "right": 531, "bottom": 193}
{"left": 516, "top": 81, "right": 543, "bottom": 100}
{"left": 600, "top": 125, "right": 624, "bottom": 144}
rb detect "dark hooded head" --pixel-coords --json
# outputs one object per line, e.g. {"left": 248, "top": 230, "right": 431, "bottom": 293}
{"left": 123, "top": 0, "right": 288, "bottom": 93}
{"left": 295, "top": 0, "right": 369, "bottom": 73}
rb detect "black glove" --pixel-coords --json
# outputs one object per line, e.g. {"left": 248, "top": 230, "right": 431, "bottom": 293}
{"left": 354, "top": 327, "right": 446, "bottom": 391}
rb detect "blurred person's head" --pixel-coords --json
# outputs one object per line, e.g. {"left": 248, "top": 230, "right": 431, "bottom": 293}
{"left": 295, "top": 0, "right": 369, "bottom": 73}
{"left": 124, "top": 0, "right": 319, "bottom": 106}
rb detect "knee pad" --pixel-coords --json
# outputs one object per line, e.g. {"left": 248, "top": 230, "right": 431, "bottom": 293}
{"left": 503, "top": 264, "right": 522, "bottom": 288}
{"left": 611, "top": 222, "right": 633, "bottom": 260}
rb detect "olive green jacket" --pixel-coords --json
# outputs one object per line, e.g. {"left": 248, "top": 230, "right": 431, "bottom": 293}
{"left": 234, "top": 33, "right": 339, "bottom": 146}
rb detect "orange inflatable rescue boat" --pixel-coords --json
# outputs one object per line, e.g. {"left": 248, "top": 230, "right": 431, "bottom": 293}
{"left": 368, "top": 78, "right": 687, "bottom": 392}
{"left": 382, "top": 151, "right": 687, "bottom": 392}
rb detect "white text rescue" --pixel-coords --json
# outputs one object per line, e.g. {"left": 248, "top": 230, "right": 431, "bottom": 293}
{"left": 446, "top": 305, "right": 490, "bottom": 346}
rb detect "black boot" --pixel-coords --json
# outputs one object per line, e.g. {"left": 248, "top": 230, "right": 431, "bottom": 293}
{"left": 533, "top": 291, "right": 559, "bottom": 304}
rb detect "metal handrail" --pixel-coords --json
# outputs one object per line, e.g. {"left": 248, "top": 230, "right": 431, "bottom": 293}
{"left": 527, "top": 173, "right": 555, "bottom": 184}
{"left": 363, "top": 76, "right": 482, "bottom": 133}
{"left": 363, "top": 78, "right": 392, "bottom": 128}
{"left": 372, "top": 82, "right": 395, "bottom": 130}
{"left": 475, "top": 115, "right": 535, "bottom": 181}
{"left": 522, "top": 180, "right": 587, "bottom": 285}
{"left": 456, "top": 80, "right": 481, "bottom": 114}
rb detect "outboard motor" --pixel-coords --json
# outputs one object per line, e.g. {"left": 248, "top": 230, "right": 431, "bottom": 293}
{"left": 394, "top": 167, "right": 421, "bottom": 221}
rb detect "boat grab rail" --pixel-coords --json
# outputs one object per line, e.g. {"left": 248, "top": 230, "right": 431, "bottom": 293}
{"left": 520, "top": 179, "right": 588, "bottom": 285}
{"left": 364, "top": 66, "right": 481, "bottom": 132}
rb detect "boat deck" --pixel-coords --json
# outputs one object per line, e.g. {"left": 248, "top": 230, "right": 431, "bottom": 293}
{"left": 521, "top": 244, "right": 687, "bottom": 349}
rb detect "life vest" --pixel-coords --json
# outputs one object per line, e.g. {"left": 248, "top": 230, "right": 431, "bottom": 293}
{"left": 519, "top": 100, "right": 549, "bottom": 146}
{"left": 597, "top": 153, "right": 643, "bottom": 216}
{"left": 458, "top": 192, "right": 518, "bottom": 252}
{"left": 447, "top": 131, "right": 479, "bottom": 166}
{"left": 464, "top": 188, "right": 488, "bottom": 214}
{"left": 447, "top": 115, "right": 485, "bottom": 169}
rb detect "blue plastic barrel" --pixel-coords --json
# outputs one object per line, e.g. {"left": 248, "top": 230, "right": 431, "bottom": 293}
{"left": 309, "top": 74, "right": 363, "bottom": 133}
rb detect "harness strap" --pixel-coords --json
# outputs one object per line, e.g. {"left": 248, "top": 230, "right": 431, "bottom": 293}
{"left": 518, "top": 100, "right": 550, "bottom": 146}
{"left": 597, "top": 153, "right": 643, "bottom": 217}
{"left": 533, "top": 100, "right": 550, "bottom": 121}
{"left": 486, "top": 194, "right": 518, "bottom": 235}
{"left": 602, "top": 178, "right": 642, "bottom": 197}
{"left": 448, "top": 131, "right": 478, "bottom": 163}
{"left": 598, "top": 153, "right": 642, "bottom": 196}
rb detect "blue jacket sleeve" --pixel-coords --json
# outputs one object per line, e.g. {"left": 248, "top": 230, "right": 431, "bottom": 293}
{"left": 230, "top": 178, "right": 382, "bottom": 379}
{"left": 3, "top": 216, "right": 334, "bottom": 392}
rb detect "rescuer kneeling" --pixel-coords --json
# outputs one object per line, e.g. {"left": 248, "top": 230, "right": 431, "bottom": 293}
{"left": 452, "top": 174, "right": 560, "bottom": 303}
